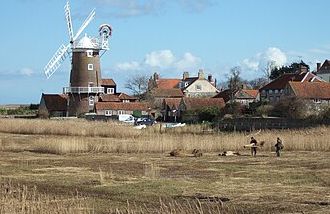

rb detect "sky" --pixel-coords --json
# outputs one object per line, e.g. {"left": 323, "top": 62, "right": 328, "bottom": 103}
{"left": 1, "top": 0, "right": 330, "bottom": 104}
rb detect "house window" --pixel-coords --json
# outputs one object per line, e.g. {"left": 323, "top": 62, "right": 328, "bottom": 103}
{"left": 196, "top": 84, "right": 202, "bottom": 91}
{"left": 275, "top": 89, "right": 279, "bottom": 94}
{"left": 107, "top": 88, "right": 114, "bottom": 94}
{"left": 123, "top": 100, "right": 130, "bottom": 103}
{"left": 118, "top": 110, "right": 124, "bottom": 115}
{"left": 184, "top": 82, "right": 189, "bottom": 87}
{"left": 89, "top": 96, "right": 94, "bottom": 106}
{"left": 87, "top": 50, "right": 93, "bottom": 57}
{"left": 105, "top": 110, "right": 112, "bottom": 116}
{"left": 88, "top": 64, "right": 94, "bottom": 71}
{"left": 269, "top": 90, "right": 273, "bottom": 94}
{"left": 314, "top": 99, "right": 321, "bottom": 104}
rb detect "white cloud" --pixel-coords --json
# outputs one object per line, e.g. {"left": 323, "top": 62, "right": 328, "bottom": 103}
{"left": 115, "top": 61, "right": 141, "bottom": 71}
{"left": 87, "top": 0, "right": 213, "bottom": 18}
{"left": 175, "top": 52, "right": 201, "bottom": 71}
{"left": 19, "top": 68, "right": 35, "bottom": 76}
{"left": 114, "top": 50, "right": 202, "bottom": 75}
{"left": 178, "top": 0, "right": 215, "bottom": 12}
{"left": 145, "top": 50, "right": 175, "bottom": 68}
{"left": 242, "top": 47, "right": 287, "bottom": 72}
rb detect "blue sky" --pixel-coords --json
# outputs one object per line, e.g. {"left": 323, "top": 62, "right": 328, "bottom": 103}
{"left": 1, "top": 0, "right": 330, "bottom": 104}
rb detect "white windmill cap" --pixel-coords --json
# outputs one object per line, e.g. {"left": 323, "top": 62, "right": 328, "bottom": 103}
{"left": 76, "top": 34, "right": 95, "bottom": 49}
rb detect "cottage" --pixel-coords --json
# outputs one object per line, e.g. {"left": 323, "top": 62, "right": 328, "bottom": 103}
{"left": 178, "top": 97, "right": 225, "bottom": 122}
{"left": 162, "top": 98, "right": 182, "bottom": 122}
{"left": 38, "top": 93, "right": 68, "bottom": 118}
{"left": 213, "top": 89, "right": 259, "bottom": 106}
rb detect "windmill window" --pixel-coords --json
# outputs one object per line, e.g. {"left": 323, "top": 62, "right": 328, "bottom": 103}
{"left": 89, "top": 96, "right": 94, "bottom": 106}
{"left": 87, "top": 50, "right": 93, "bottom": 57}
{"left": 88, "top": 64, "right": 94, "bottom": 71}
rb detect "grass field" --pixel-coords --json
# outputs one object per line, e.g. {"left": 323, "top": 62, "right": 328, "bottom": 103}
{"left": 0, "top": 119, "right": 329, "bottom": 213}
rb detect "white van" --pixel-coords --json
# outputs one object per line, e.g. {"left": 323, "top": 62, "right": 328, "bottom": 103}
{"left": 118, "top": 114, "right": 135, "bottom": 123}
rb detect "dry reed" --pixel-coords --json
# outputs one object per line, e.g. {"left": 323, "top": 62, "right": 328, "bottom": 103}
{"left": 1, "top": 118, "right": 330, "bottom": 154}
{"left": 0, "top": 180, "right": 93, "bottom": 214}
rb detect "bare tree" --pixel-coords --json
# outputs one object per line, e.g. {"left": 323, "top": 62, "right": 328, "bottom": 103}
{"left": 125, "top": 74, "right": 149, "bottom": 100}
{"left": 227, "top": 66, "right": 242, "bottom": 104}
{"left": 263, "top": 60, "right": 276, "bottom": 82}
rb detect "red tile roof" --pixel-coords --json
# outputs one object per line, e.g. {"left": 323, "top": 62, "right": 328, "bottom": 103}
{"left": 95, "top": 102, "right": 150, "bottom": 111}
{"left": 182, "top": 98, "right": 225, "bottom": 110}
{"left": 118, "top": 93, "right": 137, "bottom": 100}
{"left": 156, "top": 79, "right": 181, "bottom": 89}
{"left": 242, "top": 89, "right": 259, "bottom": 98}
{"left": 260, "top": 72, "right": 321, "bottom": 91}
{"left": 288, "top": 82, "right": 330, "bottom": 99}
{"left": 99, "top": 94, "right": 121, "bottom": 102}
{"left": 152, "top": 88, "right": 184, "bottom": 98}
{"left": 101, "top": 79, "right": 116, "bottom": 86}
{"left": 163, "top": 98, "right": 182, "bottom": 109}
{"left": 41, "top": 94, "right": 68, "bottom": 111}
{"left": 99, "top": 93, "right": 137, "bottom": 102}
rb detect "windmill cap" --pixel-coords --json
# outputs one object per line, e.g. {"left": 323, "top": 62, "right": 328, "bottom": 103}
{"left": 76, "top": 34, "right": 95, "bottom": 49}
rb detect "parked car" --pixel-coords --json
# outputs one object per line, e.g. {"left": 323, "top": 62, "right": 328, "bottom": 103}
{"left": 134, "top": 118, "right": 156, "bottom": 126}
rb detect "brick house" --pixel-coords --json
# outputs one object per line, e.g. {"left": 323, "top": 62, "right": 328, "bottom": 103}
{"left": 180, "top": 70, "right": 218, "bottom": 97}
{"left": 95, "top": 102, "right": 151, "bottom": 117}
{"left": 284, "top": 81, "right": 330, "bottom": 105}
{"left": 316, "top": 60, "right": 330, "bottom": 82}
{"left": 259, "top": 66, "right": 323, "bottom": 103}
{"left": 148, "top": 69, "right": 218, "bottom": 98}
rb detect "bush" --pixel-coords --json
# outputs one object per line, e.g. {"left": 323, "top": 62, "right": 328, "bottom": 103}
{"left": 272, "top": 97, "right": 308, "bottom": 119}
{"left": 256, "top": 105, "right": 274, "bottom": 117}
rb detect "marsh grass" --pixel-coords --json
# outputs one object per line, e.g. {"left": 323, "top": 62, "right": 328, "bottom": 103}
{"left": 0, "top": 118, "right": 330, "bottom": 154}
{"left": 0, "top": 179, "right": 92, "bottom": 214}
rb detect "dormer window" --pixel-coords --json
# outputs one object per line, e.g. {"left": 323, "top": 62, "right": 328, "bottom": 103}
{"left": 184, "top": 82, "right": 189, "bottom": 87}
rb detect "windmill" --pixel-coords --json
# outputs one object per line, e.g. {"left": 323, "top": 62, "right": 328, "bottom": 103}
{"left": 44, "top": 1, "right": 112, "bottom": 116}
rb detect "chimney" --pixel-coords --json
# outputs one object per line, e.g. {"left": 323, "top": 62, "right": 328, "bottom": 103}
{"left": 153, "top": 72, "right": 159, "bottom": 80}
{"left": 207, "top": 74, "right": 212, "bottom": 82}
{"left": 183, "top": 71, "right": 189, "bottom": 80}
{"left": 317, "top": 63, "right": 321, "bottom": 72}
{"left": 198, "top": 69, "right": 205, "bottom": 79}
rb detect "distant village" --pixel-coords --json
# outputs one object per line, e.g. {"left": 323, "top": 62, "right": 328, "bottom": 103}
{"left": 38, "top": 59, "right": 330, "bottom": 124}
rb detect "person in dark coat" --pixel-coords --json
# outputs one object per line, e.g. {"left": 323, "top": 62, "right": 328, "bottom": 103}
{"left": 274, "top": 137, "right": 284, "bottom": 157}
{"left": 250, "top": 137, "right": 258, "bottom": 157}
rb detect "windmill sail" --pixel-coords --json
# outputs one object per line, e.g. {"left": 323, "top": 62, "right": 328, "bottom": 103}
{"left": 44, "top": 44, "right": 70, "bottom": 79}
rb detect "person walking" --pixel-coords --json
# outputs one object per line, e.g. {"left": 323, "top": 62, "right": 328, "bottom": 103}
{"left": 250, "top": 137, "right": 258, "bottom": 157}
{"left": 274, "top": 137, "right": 284, "bottom": 157}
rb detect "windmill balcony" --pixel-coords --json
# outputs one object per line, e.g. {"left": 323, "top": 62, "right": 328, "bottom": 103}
{"left": 63, "top": 87, "right": 104, "bottom": 94}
